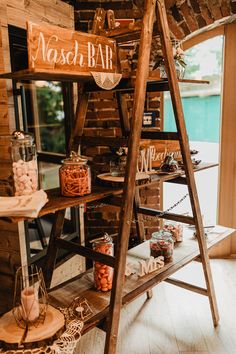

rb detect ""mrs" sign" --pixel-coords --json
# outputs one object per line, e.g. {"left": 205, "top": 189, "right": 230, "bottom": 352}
{"left": 27, "top": 22, "right": 118, "bottom": 75}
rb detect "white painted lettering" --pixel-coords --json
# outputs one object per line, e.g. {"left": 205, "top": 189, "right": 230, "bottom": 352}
{"left": 87, "top": 42, "right": 95, "bottom": 67}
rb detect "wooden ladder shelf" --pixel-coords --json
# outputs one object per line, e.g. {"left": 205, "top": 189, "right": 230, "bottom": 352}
{"left": 42, "top": 1, "right": 225, "bottom": 353}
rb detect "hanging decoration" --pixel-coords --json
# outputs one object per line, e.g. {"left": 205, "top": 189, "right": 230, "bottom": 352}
{"left": 90, "top": 71, "right": 122, "bottom": 90}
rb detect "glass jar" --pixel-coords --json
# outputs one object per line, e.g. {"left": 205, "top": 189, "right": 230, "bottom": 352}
{"left": 150, "top": 230, "right": 174, "bottom": 262}
{"left": 110, "top": 156, "right": 126, "bottom": 177}
{"left": 59, "top": 151, "right": 91, "bottom": 197}
{"left": 11, "top": 131, "right": 38, "bottom": 196}
{"left": 92, "top": 234, "right": 114, "bottom": 292}
{"left": 159, "top": 60, "right": 185, "bottom": 79}
{"left": 163, "top": 222, "right": 183, "bottom": 242}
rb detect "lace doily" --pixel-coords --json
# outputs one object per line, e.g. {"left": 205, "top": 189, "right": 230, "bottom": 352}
{"left": 0, "top": 306, "right": 84, "bottom": 354}
{"left": 91, "top": 71, "right": 122, "bottom": 90}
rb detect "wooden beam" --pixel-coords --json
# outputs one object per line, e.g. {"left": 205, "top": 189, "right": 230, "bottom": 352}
{"left": 104, "top": 0, "right": 156, "bottom": 352}
{"left": 137, "top": 207, "right": 195, "bottom": 225}
{"left": 164, "top": 277, "right": 208, "bottom": 296}
{"left": 156, "top": 0, "right": 219, "bottom": 326}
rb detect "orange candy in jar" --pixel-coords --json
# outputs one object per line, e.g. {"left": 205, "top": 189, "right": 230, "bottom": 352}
{"left": 93, "top": 234, "right": 114, "bottom": 292}
{"left": 59, "top": 151, "right": 91, "bottom": 197}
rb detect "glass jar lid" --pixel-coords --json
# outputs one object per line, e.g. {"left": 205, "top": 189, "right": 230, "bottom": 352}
{"left": 11, "top": 130, "right": 34, "bottom": 144}
{"left": 62, "top": 151, "right": 88, "bottom": 165}
{"left": 151, "top": 229, "right": 173, "bottom": 241}
{"left": 91, "top": 233, "right": 113, "bottom": 246}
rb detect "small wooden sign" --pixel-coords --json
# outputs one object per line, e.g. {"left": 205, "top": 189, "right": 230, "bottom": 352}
{"left": 27, "top": 22, "right": 118, "bottom": 75}
{"left": 139, "top": 140, "right": 181, "bottom": 169}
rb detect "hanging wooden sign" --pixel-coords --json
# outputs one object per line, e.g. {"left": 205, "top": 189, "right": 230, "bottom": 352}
{"left": 27, "top": 22, "right": 118, "bottom": 75}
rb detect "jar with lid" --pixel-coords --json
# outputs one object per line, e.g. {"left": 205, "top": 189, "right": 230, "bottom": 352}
{"left": 92, "top": 234, "right": 114, "bottom": 292}
{"left": 163, "top": 222, "right": 183, "bottom": 242}
{"left": 59, "top": 151, "right": 91, "bottom": 197}
{"left": 11, "top": 131, "right": 38, "bottom": 196}
{"left": 150, "top": 230, "right": 174, "bottom": 262}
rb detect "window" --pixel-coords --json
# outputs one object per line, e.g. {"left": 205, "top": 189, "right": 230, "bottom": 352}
{"left": 163, "top": 35, "right": 224, "bottom": 225}
{"left": 8, "top": 25, "right": 74, "bottom": 190}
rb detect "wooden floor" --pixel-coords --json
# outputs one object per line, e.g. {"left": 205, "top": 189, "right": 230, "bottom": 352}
{"left": 76, "top": 259, "right": 236, "bottom": 354}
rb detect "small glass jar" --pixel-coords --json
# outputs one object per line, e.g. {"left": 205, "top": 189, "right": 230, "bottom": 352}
{"left": 11, "top": 131, "right": 38, "bottom": 196}
{"left": 150, "top": 230, "right": 174, "bottom": 262}
{"left": 59, "top": 151, "right": 91, "bottom": 197}
{"left": 92, "top": 234, "right": 114, "bottom": 292}
{"left": 163, "top": 222, "right": 183, "bottom": 243}
{"left": 110, "top": 156, "right": 126, "bottom": 177}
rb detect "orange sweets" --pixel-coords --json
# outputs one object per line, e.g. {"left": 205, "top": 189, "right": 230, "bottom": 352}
{"left": 92, "top": 234, "right": 114, "bottom": 292}
{"left": 59, "top": 152, "right": 91, "bottom": 197}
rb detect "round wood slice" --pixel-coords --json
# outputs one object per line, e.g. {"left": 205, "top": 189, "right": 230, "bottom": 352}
{"left": 97, "top": 172, "right": 150, "bottom": 183}
{"left": 0, "top": 305, "right": 65, "bottom": 348}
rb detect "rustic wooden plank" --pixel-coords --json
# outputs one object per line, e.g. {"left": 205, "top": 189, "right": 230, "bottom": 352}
{"left": 156, "top": 0, "right": 219, "bottom": 326}
{"left": 104, "top": 0, "right": 156, "bottom": 352}
{"left": 164, "top": 277, "right": 208, "bottom": 296}
{"left": 39, "top": 186, "right": 123, "bottom": 217}
{"left": 27, "top": 21, "right": 118, "bottom": 74}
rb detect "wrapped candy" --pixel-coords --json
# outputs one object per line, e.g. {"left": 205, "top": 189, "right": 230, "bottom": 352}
{"left": 11, "top": 131, "right": 38, "bottom": 196}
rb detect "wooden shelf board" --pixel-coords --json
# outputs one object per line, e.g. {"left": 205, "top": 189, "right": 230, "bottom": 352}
{"left": 48, "top": 225, "right": 234, "bottom": 334}
{"left": 0, "top": 69, "right": 209, "bottom": 89}
{"left": 0, "top": 69, "right": 96, "bottom": 82}
{"left": 38, "top": 185, "right": 123, "bottom": 217}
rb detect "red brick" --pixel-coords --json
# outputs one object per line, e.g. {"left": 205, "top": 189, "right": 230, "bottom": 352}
{"left": 180, "top": 3, "right": 199, "bottom": 32}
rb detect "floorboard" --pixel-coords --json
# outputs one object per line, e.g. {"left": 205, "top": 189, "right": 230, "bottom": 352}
{"left": 75, "top": 259, "right": 236, "bottom": 354}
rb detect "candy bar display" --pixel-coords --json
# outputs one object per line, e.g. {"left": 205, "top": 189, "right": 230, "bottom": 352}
{"left": 59, "top": 151, "right": 91, "bottom": 197}
{"left": 150, "top": 230, "right": 174, "bottom": 262}
{"left": 92, "top": 234, "right": 114, "bottom": 292}
{"left": 163, "top": 222, "right": 183, "bottom": 242}
{"left": 11, "top": 131, "right": 38, "bottom": 196}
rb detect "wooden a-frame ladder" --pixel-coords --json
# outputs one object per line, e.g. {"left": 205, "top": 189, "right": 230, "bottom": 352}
{"left": 46, "top": 1, "right": 219, "bottom": 353}
{"left": 101, "top": 0, "right": 219, "bottom": 353}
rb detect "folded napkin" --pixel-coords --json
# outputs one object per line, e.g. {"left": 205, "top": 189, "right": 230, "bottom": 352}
{"left": 0, "top": 189, "right": 48, "bottom": 218}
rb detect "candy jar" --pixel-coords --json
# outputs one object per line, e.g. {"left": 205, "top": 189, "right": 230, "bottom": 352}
{"left": 150, "top": 230, "right": 174, "bottom": 262}
{"left": 59, "top": 151, "right": 91, "bottom": 197}
{"left": 163, "top": 222, "right": 183, "bottom": 242}
{"left": 92, "top": 234, "right": 114, "bottom": 292}
{"left": 11, "top": 131, "right": 38, "bottom": 196}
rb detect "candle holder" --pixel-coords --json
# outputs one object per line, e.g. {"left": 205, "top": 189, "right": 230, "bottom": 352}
{"left": 12, "top": 265, "right": 48, "bottom": 329}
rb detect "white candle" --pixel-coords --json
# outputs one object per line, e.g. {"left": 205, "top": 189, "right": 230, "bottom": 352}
{"left": 21, "top": 286, "right": 40, "bottom": 322}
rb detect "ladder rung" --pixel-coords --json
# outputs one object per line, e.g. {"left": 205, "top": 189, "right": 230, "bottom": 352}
{"left": 56, "top": 239, "right": 115, "bottom": 267}
{"left": 79, "top": 136, "right": 128, "bottom": 147}
{"left": 164, "top": 277, "right": 208, "bottom": 296}
{"left": 166, "top": 176, "right": 187, "bottom": 185}
{"left": 137, "top": 207, "right": 194, "bottom": 225}
{"left": 141, "top": 131, "right": 179, "bottom": 140}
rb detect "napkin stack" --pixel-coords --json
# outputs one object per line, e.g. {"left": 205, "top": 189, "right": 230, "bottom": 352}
{"left": 0, "top": 189, "right": 48, "bottom": 218}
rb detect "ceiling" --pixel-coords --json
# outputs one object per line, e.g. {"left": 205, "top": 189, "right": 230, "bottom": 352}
{"left": 61, "top": 0, "right": 236, "bottom": 39}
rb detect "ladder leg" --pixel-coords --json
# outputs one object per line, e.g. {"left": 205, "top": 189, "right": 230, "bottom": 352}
{"left": 69, "top": 83, "right": 90, "bottom": 152}
{"left": 104, "top": 1, "right": 156, "bottom": 353}
{"left": 133, "top": 187, "right": 146, "bottom": 243}
{"left": 156, "top": 0, "right": 219, "bottom": 326}
{"left": 43, "top": 209, "right": 66, "bottom": 288}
